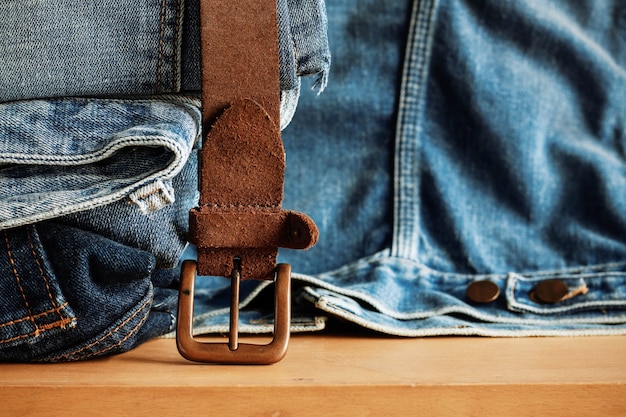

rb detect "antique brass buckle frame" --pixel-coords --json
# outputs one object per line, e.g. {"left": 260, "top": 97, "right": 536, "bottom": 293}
{"left": 176, "top": 260, "right": 291, "bottom": 365}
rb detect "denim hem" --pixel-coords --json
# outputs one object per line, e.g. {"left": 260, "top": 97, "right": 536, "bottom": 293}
{"left": 301, "top": 292, "right": 626, "bottom": 337}
{"left": 176, "top": 314, "right": 328, "bottom": 337}
{"left": 184, "top": 251, "right": 626, "bottom": 338}
{"left": 181, "top": 275, "right": 328, "bottom": 336}
{"left": 289, "top": 252, "right": 626, "bottom": 337}
{"left": 0, "top": 97, "right": 201, "bottom": 230}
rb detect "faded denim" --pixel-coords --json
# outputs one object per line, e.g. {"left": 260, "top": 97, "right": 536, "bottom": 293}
{"left": 190, "top": 0, "right": 626, "bottom": 337}
{"left": 0, "top": 0, "right": 330, "bottom": 102}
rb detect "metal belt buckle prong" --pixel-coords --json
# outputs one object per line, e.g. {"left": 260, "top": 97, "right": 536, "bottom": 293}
{"left": 176, "top": 260, "right": 291, "bottom": 365}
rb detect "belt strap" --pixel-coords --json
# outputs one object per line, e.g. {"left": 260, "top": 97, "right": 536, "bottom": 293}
{"left": 193, "top": 0, "right": 317, "bottom": 280}
{"left": 177, "top": 0, "right": 318, "bottom": 364}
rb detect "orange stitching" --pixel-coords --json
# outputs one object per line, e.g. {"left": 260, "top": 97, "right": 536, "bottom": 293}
{"left": 49, "top": 294, "right": 152, "bottom": 361}
{"left": 0, "top": 315, "right": 76, "bottom": 346}
{"left": 0, "top": 302, "right": 70, "bottom": 330}
{"left": 26, "top": 227, "right": 66, "bottom": 323}
{"left": 156, "top": 0, "right": 167, "bottom": 92}
{"left": 73, "top": 301, "right": 151, "bottom": 361}
{"left": 3, "top": 232, "right": 39, "bottom": 336}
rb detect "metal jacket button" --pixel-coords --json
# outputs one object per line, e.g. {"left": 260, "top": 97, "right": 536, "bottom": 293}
{"left": 466, "top": 280, "right": 500, "bottom": 303}
{"left": 532, "top": 279, "right": 569, "bottom": 304}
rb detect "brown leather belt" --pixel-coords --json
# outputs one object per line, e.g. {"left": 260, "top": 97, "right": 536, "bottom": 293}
{"left": 176, "top": 0, "right": 318, "bottom": 364}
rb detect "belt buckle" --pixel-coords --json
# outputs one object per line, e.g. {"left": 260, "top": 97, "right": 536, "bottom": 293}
{"left": 176, "top": 260, "right": 291, "bottom": 365}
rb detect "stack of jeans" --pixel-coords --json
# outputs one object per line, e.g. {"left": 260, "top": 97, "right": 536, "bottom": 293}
{"left": 3, "top": 0, "right": 626, "bottom": 363}
{"left": 0, "top": 0, "right": 329, "bottom": 362}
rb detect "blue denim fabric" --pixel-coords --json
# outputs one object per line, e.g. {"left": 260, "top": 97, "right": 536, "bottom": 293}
{"left": 0, "top": 97, "right": 199, "bottom": 361}
{"left": 0, "top": 223, "right": 180, "bottom": 362}
{"left": 0, "top": 0, "right": 330, "bottom": 102}
{"left": 189, "top": 0, "right": 626, "bottom": 337}
{"left": 0, "top": 98, "right": 200, "bottom": 231}
{"left": 0, "top": 0, "right": 330, "bottom": 361}
{"left": 0, "top": 0, "right": 184, "bottom": 100}
{"left": 8, "top": 0, "right": 626, "bottom": 363}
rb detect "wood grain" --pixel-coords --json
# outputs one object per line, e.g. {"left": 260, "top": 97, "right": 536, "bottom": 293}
{"left": 2, "top": 334, "right": 625, "bottom": 416}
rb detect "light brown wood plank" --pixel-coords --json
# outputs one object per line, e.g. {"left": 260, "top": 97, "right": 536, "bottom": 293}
{"left": 2, "top": 334, "right": 625, "bottom": 416}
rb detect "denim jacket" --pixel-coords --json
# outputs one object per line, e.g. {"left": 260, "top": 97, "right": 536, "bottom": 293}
{"left": 191, "top": 0, "right": 626, "bottom": 338}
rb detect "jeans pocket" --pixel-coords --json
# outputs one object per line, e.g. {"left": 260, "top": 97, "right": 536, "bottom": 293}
{"left": 0, "top": 226, "right": 76, "bottom": 358}
{"left": 0, "top": 223, "right": 165, "bottom": 362}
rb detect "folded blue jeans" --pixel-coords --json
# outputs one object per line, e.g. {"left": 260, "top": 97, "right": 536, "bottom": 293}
{"left": 0, "top": 0, "right": 330, "bottom": 361}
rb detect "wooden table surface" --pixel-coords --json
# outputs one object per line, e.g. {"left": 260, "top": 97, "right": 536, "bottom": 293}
{"left": 2, "top": 333, "right": 625, "bottom": 416}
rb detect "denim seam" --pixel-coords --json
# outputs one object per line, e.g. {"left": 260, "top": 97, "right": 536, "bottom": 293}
{"left": 290, "top": 23, "right": 300, "bottom": 75}
{"left": 45, "top": 292, "right": 152, "bottom": 362}
{"left": 173, "top": 0, "right": 182, "bottom": 90}
{"left": 1, "top": 136, "right": 188, "bottom": 229}
{"left": 291, "top": 250, "right": 626, "bottom": 321}
{"left": 3, "top": 232, "right": 38, "bottom": 333}
{"left": 2, "top": 135, "right": 188, "bottom": 165}
{"left": 385, "top": 251, "right": 626, "bottom": 281}
{"left": 305, "top": 286, "right": 626, "bottom": 328}
{"left": 156, "top": 0, "right": 167, "bottom": 92}
{"left": 305, "top": 291, "right": 626, "bottom": 337}
{"left": 0, "top": 304, "right": 74, "bottom": 346}
{"left": 392, "top": 0, "right": 438, "bottom": 261}
{"left": 10, "top": 96, "right": 197, "bottom": 107}
{"left": 1, "top": 231, "right": 75, "bottom": 344}
{"left": 299, "top": 249, "right": 626, "bottom": 283}
{"left": 25, "top": 227, "right": 66, "bottom": 324}
{"left": 0, "top": 303, "right": 70, "bottom": 331}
